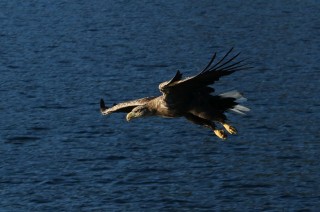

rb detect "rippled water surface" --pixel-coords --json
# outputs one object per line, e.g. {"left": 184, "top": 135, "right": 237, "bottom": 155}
{"left": 1, "top": 1, "right": 319, "bottom": 211}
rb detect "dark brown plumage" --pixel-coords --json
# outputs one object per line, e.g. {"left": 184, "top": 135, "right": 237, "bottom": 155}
{"left": 100, "top": 48, "right": 251, "bottom": 139}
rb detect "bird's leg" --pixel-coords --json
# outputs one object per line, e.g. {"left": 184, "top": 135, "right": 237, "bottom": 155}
{"left": 208, "top": 124, "right": 228, "bottom": 140}
{"left": 220, "top": 121, "right": 238, "bottom": 135}
{"left": 184, "top": 113, "right": 227, "bottom": 140}
{"left": 213, "top": 128, "right": 227, "bottom": 140}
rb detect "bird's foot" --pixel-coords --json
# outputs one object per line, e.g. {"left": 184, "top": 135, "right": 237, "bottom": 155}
{"left": 214, "top": 129, "right": 227, "bottom": 140}
{"left": 223, "top": 124, "right": 237, "bottom": 135}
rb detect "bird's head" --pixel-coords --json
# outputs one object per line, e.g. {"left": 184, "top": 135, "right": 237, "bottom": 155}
{"left": 126, "top": 105, "right": 153, "bottom": 122}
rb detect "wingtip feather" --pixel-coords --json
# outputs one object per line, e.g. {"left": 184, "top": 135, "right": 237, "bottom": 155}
{"left": 100, "top": 99, "right": 108, "bottom": 114}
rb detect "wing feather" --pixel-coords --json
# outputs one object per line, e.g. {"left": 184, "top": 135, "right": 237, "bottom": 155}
{"left": 160, "top": 48, "right": 251, "bottom": 95}
{"left": 100, "top": 97, "right": 156, "bottom": 115}
{"left": 166, "top": 70, "right": 182, "bottom": 86}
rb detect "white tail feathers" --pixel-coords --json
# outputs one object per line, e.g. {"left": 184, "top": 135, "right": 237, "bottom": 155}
{"left": 220, "top": 90, "right": 250, "bottom": 115}
{"left": 220, "top": 90, "right": 247, "bottom": 103}
{"left": 230, "top": 105, "right": 250, "bottom": 115}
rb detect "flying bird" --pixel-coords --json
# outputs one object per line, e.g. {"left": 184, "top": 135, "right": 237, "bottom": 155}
{"left": 100, "top": 48, "right": 250, "bottom": 139}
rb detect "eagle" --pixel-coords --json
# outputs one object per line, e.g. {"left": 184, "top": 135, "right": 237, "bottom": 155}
{"left": 100, "top": 48, "right": 250, "bottom": 139}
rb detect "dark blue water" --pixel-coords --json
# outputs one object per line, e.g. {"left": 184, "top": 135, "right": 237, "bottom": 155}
{"left": 1, "top": 0, "right": 319, "bottom": 211}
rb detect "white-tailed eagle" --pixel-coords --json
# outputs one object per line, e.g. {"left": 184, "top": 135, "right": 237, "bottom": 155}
{"left": 100, "top": 48, "right": 250, "bottom": 139}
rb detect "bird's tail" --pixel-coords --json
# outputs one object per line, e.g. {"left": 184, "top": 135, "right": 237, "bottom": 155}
{"left": 219, "top": 90, "right": 250, "bottom": 115}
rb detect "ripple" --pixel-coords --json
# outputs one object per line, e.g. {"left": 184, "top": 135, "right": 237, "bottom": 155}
{"left": 5, "top": 136, "right": 41, "bottom": 143}
{"left": 132, "top": 63, "right": 169, "bottom": 68}
{"left": 29, "top": 126, "right": 50, "bottom": 131}
{"left": 77, "top": 155, "right": 127, "bottom": 162}
{"left": 35, "top": 105, "right": 71, "bottom": 110}
{"left": 7, "top": 65, "right": 20, "bottom": 69}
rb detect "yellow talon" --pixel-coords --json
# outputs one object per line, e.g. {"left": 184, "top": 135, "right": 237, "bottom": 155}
{"left": 223, "top": 123, "right": 237, "bottom": 135}
{"left": 214, "top": 129, "right": 227, "bottom": 140}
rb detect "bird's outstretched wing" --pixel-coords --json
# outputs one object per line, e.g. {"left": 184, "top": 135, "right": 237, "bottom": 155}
{"left": 100, "top": 97, "right": 156, "bottom": 115}
{"left": 159, "top": 48, "right": 251, "bottom": 97}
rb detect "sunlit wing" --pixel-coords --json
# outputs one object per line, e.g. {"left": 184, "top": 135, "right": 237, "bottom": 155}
{"left": 100, "top": 97, "right": 157, "bottom": 115}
